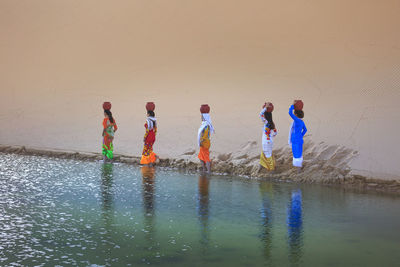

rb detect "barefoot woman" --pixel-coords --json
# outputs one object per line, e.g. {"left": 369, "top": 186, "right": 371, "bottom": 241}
{"left": 102, "top": 102, "right": 118, "bottom": 161}
{"left": 260, "top": 102, "right": 278, "bottom": 171}
{"left": 198, "top": 104, "right": 214, "bottom": 173}
{"left": 140, "top": 102, "right": 158, "bottom": 166}
{"left": 288, "top": 101, "right": 307, "bottom": 170}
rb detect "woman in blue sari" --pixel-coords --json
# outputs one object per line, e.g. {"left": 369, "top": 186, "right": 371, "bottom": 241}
{"left": 288, "top": 105, "right": 307, "bottom": 169}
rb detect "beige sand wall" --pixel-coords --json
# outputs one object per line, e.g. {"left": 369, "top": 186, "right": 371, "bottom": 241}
{"left": 1, "top": 0, "right": 400, "bottom": 179}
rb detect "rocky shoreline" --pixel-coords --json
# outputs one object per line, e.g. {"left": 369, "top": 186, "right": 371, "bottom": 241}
{"left": 1, "top": 144, "right": 399, "bottom": 195}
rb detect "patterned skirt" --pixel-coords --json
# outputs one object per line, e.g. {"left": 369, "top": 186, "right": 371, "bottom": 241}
{"left": 140, "top": 142, "right": 157, "bottom": 165}
{"left": 102, "top": 135, "right": 114, "bottom": 160}
{"left": 260, "top": 151, "right": 276, "bottom": 171}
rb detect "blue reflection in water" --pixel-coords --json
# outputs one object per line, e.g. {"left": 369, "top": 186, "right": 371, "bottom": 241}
{"left": 197, "top": 174, "right": 210, "bottom": 253}
{"left": 287, "top": 189, "right": 303, "bottom": 266}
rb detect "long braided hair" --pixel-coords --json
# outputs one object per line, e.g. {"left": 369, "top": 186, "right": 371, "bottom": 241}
{"left": 263, "top": 111, "right": 275, "bottom": 130}
{"left": 104, "top": 109, "right": 114, "bottom": 123}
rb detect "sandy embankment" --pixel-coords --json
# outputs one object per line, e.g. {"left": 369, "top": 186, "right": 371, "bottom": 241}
{"left": 2, "top": 144, "right": 400, "bottom": 195}
{"left": 1, "top": 0, "right": 400, "bottom": 186}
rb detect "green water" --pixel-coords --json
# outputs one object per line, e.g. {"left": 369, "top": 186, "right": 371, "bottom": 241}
{"left": 0, "top": 153, "right": 399, "bottom": 266}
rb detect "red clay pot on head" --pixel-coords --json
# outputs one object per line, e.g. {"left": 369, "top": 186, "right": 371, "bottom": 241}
{"left": 200, "top": 104, "right": 210, "bottom": 114}
{"left": 294, "top": 100, "right": 304, "bottom": 111}
{"left": 103, "top": 102, "right": 112, "bottom": 110}
{"left": 266, "top": 102, "right": 274, "bottom": 112}
{"left": 146, "top": 102, "right": 155, "bottom": 111}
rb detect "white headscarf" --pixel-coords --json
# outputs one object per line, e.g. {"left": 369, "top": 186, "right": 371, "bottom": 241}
{"left": 197, "top": 113, "right": 215, "bottom": 147}
{"left": 146, "top": 116, "right": 156, "bottom": 130}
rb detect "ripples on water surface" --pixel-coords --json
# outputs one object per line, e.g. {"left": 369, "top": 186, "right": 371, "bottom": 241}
{"left": 0, "top": 153, "right": 400, "bottom": 266}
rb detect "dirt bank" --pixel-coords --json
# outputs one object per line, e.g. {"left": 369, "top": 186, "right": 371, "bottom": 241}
{"left": 1, "top": 144, "right": 399, "bottom": 195}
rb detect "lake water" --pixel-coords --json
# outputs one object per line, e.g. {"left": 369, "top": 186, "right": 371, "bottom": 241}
{"left": 1, "top": 153, "right": 400, "bottom": 266}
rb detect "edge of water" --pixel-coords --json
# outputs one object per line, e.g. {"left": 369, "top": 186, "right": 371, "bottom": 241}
{"left": 1, "top": 144, "right": 399, "bottom": 196}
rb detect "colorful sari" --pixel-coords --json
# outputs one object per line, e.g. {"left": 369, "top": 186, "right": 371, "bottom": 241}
{"left": 260, "top": 151, "right": 276, "bottom": 171}
{"left": 140, "top": 117, "right": 157, "bottom": 165}
{"left": 288, "top": 105, "right": 307, "bottom": 167}
{"left": 102, "top": 117, "right": 117, "bottom": 160}
{"left": 198, "top": 125, "right": 211, "bottom": 162}
{"left": 259, "top": 108, "right": 277, "bottom": 170}
{"left": 197, "top": 113, "right": 214, "bottom": 163}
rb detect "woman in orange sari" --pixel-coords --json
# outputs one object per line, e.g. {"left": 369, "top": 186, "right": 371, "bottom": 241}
{"left": 102, "top": 108, "right": 117, "bottom": 161}
{"left": 140, "top": 110, "right": 158, "bottom": 165}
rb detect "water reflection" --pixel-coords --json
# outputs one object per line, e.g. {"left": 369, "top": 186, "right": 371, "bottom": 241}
{"left": 197, "top": 174, "right": 210, "bottom": 252}
{"left": 287, "top": 189, "right": 303, "bottom": 266}
{"left": 101, "top": 163, "right": 114, "bottom": 212}
{"left": 100, "top": 163, "right": 115, "bottom": 264}
{"left": 259, "top": 181, "right": 274, "bottom": 265}
{"left": 2, "top": 153, "right": 400, "bottom": 266}
{"left": 141, "top": 166, "right": 156, "bottom": 243}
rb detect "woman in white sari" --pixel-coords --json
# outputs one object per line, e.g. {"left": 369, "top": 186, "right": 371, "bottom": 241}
{"left": 260, "top": 102, "right": 277, "bottom": 171}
